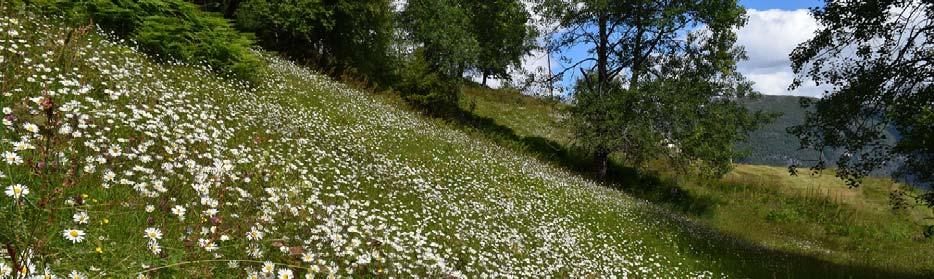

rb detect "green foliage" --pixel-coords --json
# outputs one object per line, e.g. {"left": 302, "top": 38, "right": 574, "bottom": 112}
{"left": 547, "top": 0, "right": 767, "bottom": 178}
{"left": 396, "top": 0, "right": 478, "bottom": 112}
{"left": 401, "top": 0, "right": 477, "bottom": 78}
{"left": 397, "top": 50, "right": 460, "bottom": 114}
{"left": 789, "top": 0, "right": 933, "bottom": 191}
{"left": 28, "top": 0, "right": 262, "bottom": 79}
{"left": 236, "top": 0, "right": 397, "bottom": 85}
{"left": 460, "top": 0, "right": 535, "bottom": 85}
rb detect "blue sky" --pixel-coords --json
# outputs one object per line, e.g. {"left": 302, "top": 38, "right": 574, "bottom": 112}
{"left": 513, "top": 0, "right": 831, "bottom": 97}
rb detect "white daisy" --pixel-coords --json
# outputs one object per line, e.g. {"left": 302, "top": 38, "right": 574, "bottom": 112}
{"left": 67, "top": 270, "right": 85, "bottom": 279}
{"left": 13, "top": 140, "right": 34, "bottom": 151}
{"left": 277, "top": 268, "right": 294, "bottom": 279}
{"left": 23, "top": 122, "right": 39, "bottom": 134}
{"left": 73, "top": 211, "right": 89, "bottom": 224}
{"left": 171, "top": 205, "right": 186, "bottom": 221}
{"left": 246, "top": 226, "right": 264, "bottom": 241}
{"left": 0, "top": 262, "right": 11, "bottom": 278}
{"left": 2, "top": 151, "right": 23, "bottom": 165}
{"left": 261, "top": 261, "right": 275, "bottom": 275}
{"left": 147, "top": 240, "right": 162, "bottom": 255}
{"left": 301, "top": 253, "right": 314, "bottom": 263}
{"left": 62, "top": 229, "right": 86, "bottom": 244}
{"left": 5, "top": 184, "right": 29, "bottom": 200}
{"left": 144, "top": 228, "right": 162, "bottom": 241}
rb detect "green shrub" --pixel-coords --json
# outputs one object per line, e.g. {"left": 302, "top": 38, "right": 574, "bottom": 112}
{"left": 397, "top": 50, "right": 460, "bottom": 115}
{"left": 27, "top": 0, "right": 262, "bottom": 79}
{"left": 235, "top": 0, "right": 397, "bottom": 86}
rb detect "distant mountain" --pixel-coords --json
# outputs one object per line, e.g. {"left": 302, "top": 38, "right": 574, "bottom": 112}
{"left": 738, "top": 95, "right": 900, "bottom": 174}
{"left": 737, "top": 95, "right": 826, "bottom": 167}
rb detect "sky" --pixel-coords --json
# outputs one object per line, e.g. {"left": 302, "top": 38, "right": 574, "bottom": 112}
{"left": 505, "top": 0, "right": 832, "bottom": 98}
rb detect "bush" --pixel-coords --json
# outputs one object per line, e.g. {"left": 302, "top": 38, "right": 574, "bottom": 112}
{"left": 28, "top": 0, "right": 262, "bottom": 80}
{"left": 235, "top": 0, "right": 396, "bottom": 86}
{"left": 397, "top": 50, "right": 460, "bottom": 115}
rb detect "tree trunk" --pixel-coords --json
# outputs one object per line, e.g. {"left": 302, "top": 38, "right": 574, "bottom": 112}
{"left": 597, "top": 13, "right": 609, "bottom": 87}
{"left": 225, "top": 0, "right": 240, "bottom": 19}
{"left": 482, "top": 71, "right": 488, "bottom": 87}
{"left": 594, "top": 149, "right": 610, "bottom": 180}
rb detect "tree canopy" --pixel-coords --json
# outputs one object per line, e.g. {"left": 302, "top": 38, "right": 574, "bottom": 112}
{"left": 462, "top": 0, "right": 536, "bottom": 86}
{"left": 789, "top": 0, "right": 933, "bottom": 197}
{"left": 538, "top": 0, "right": 767, "bottom": 178}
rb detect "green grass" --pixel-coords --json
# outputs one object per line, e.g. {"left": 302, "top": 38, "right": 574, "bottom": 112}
{"left": 1, "top": 8, "right": 932, "bottom": 279}
{"left": 457, "top": 84, "right": 934, "bottom": 276}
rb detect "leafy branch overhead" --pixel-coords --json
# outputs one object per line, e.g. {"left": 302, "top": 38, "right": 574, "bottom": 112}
{"left": 789, "top": 0, "right": 933, "bottom": 193}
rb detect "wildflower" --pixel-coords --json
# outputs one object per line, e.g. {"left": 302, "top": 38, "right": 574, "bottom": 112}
{"left": 67, "top": 270, "right": 85, "bottom": 279}
{"left": 35, "top": 267, "right": 58, "bottom": 279}
{"left": 144, "top": 228, "right": 162, "bottom": 241}
{"left": 13, "top": 140, "right": 34, "bottom": 151}
{"left": 145, "top": 205, "right": 155, "bottom": 213}
{"left": 102, "top": 170, "right": 116, "bottom": 182}
{"left": 2, "top": 151, "right": 22, "bottom": 165}
{"left": 0, "top": 262, "right": 11, "bottom": 278}
{"left": 73, "top": 211, "right": 90, "bottom": 224}
{"left": 23, "top": 122, "right": 39, "bottom": 134}
{"left": 261, "top": 261, "right": 276, "bottom": 275}
{"left": 246, "top": 226, "right": 264, "bottom": 241}
{"left": 62, "top": 229, "right": 86, "bottom": 244}
{"left": 171, "top": 205, "right": 186, "bottom": 220}
{"left": 277, "top": 269, "right": 294, "bottom": 279}
{"left": 95, "top": 246, "right": 103, "bottom": 254}
{"left": 147, "top": 240, "right": 162, "bottom": 255}
{"left": 302, "top": 253, "right": 314, "bottom": 263}
{"left": 5, "top": 184, "right": 29, "bottom": 200}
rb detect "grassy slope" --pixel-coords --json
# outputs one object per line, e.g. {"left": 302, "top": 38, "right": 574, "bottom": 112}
{"left": 1, "top": 11, "right": 930, "bottom": 279}
{"left": 0, "top": 11, "right": 779, "bottom": 279}
{"left": 462, "top": 85, "right": 934, "bottom": 276}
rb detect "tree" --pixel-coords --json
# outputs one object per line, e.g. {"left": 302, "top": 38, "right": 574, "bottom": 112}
{"left": 539, "top": 0, "right": 765, "bottom": 179}
{"left": 235, "top": 0, "right": 397, "bottom": 85}
{"left": 461, "top": 0, "right": 536, "bottom": 86}
{"left": 789, "top": 0, "right": 933, "bottom": 201}
{"left": 398, "top": 0, "right": 477, "bottom": 112}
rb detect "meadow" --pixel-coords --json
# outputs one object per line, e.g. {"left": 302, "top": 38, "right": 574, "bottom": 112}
{"left": 1, "top": 7, "right": 932, "bottom": 279}
{"left": 462, "top": 83, "right": 934, "bottom": 277}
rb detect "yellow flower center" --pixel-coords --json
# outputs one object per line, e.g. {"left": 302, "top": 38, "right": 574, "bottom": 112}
{"left": 70, "top": 231, "right": 79, "bottom": 237}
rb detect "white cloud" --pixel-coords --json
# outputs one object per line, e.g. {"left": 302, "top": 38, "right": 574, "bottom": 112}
{"left": 737, "top": 9, "right": 830, "bottom": 97}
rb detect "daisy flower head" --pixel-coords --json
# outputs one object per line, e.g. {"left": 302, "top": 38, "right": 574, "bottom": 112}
{"left": 147, "top": 240, "right": 162, "bottom": 255}
{"left": 12, "top": 140, "right": 34, "bottom": 151}
{"left": 261, "top": 261, "right": 276, "bottom": 275}
{"left": 302, "top": 253, "right": 314, "bottom": 263}
{"left": 246, "top": 226, "right": 264, "bottom": 241}
{"left": 144, "top": 228, "right": 162, "bottom": 241}
{"left": 62, "top": 229, "right": 86, "bottom": 244}
{"left": 5, "top": 184, "right": 29, "bottom": 200}
{"left": 73, "top": 211, "right": 89, "bottom": 224}
{"left": 2, "top": 151, "right": 23, "bottom": 165}
{"left": 0, "top": 262, "right": 11, "bottom": 278}
{"left": 67, "top": 270, "right": 85, "bottom": 279}
{"left": 36, "top": 267, "right": 58, "bottom": 279}
{"left": 172, "top": 205, "right": 187, "bottom": 221}
{"left": 23, "top": 122, "right": 39, "bottom": 134}
{"left": 277, "top": 268, "right": 294, "bottom": 279}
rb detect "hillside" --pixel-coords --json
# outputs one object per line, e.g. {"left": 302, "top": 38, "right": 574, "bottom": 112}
{"left": 2, "top": 9, "right": 933, "bottom": 279}
{"left": 461, "top": 85, "right": 934, "bottom": 277}
{"left": 0, "top": 11, "right": 882, "bottom": 279}
{"left": 737, "top": 95, "right": 829, "bottom": 166}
